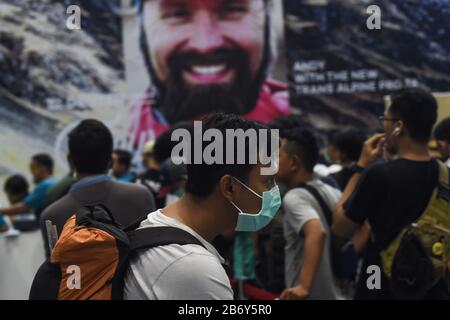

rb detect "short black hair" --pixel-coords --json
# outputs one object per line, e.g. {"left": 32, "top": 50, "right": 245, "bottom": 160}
{"left": 32, "top": 154, "right": 54, "bottom": 174}
{"left": 68, "top": 119, "right": 113, "bottom": 174}
{"left": 434, "top": 117, "right": 450, "bottom": 143}
{"left": 4, "top": 174, "right": 29, "bottom": 195}
{"left": 113, "top": 149, "right": 132, "bottom": 169}
{"left": 389, "top": 88, "right": 438, "bottom": 144}
{"left": 185, "top": 113, "right": 274, "bottom": 198}
{"left": 268, "top": 114, "right": 311, "bottom": 138}
{"left": 333, "top": 128, "right": 367, "bottom": 162}
{"left": 284, "top": 128, "right": 320, "bottom": 173}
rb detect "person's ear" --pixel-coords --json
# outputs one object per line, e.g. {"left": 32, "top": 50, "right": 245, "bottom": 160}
{"left": 395, "top": 120, "right": 404, "bottom": 136}
{"left": 291, "top": 154, "right": 302, "bottom": 171}
{"left": 220, "top": 175, "right": 235, "bottom": 202}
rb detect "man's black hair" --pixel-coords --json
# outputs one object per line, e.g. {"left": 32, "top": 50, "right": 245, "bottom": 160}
{"left": 333, "top": 128, "right": 367, "bottom": 162}
{"left": 32, "top": 154, "right": 54, "bottom": 174}
{"left": 4, "top": 174, "right": 29, "bottom": 196}
{"left": 434, "top": 117, "right": 450, "bottom": 143}
{"left": 68, "top": 119, "right": 113, "bottom": 175}
{"left": 153, "top": 121, "right": 194, "bottom": 165}
{"left": 185, "top": 113, "right": 274, "bottom": 197}
{"left": 113, "top": 149, "right": 133, "bottom": 170}
{"left": 389, "top": 88, "right": 438, "bottom": 144}
{"left": 283, "top": 128, "right": 320, "bottom": 173}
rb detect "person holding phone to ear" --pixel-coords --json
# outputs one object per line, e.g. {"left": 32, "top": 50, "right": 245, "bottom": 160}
{"left": 332, "top": 88, "right": 449, "bottom": 300}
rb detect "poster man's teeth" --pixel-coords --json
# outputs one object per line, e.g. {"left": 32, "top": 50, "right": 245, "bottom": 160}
{"left": 191, "top": 65, "right": 226, "bottom": 75}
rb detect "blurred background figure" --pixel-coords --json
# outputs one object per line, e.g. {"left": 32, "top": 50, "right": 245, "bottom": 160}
{"left": 434, "top": 117, "right": 450, "bottom": 166}
{"left": 0, "top": 154, "right": 55, "bottom": 221}
{"left": 268, "top": 114, "right": 311, "bottom": 138}
{"left": 4, "top": 175, "right": 29, "bottom": 206}
{"left": 136, "top": 122, "right": 193, "bottom": 209}
{"left": 44, "top": 163, "right": 76, "bottom": 209}
{"left": 2, "top": 174, "right": 38, "bottom": 231}
{"left": 141, "top": 140, "right": 157, "bottom": 170}
{"left": 322, "top": 130, "right": 340, "bottom": 166}
{"left": 157, "top": 158, "right": 188, "bottom": 207}
{"left": 328, "top": 129, "right": 367, "bottom": 191}
{"left": 112, "top": 149, "right": 135, "bottom": 182}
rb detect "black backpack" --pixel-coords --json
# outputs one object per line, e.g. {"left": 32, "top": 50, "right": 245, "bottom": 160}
{"left": 29, "top": 205, "right": 205, "bottom": 300}
{"left": 299, "top": 183, "right": 358, "bottom": 281}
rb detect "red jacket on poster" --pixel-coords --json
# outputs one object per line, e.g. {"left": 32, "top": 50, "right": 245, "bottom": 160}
{"left": 128, "top": 79, "right": 290, "bottom": 148}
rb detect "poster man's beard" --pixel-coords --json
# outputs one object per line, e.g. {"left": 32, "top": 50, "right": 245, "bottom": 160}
{"left": 152, "top": 48, "right": 266, "bottom": 125}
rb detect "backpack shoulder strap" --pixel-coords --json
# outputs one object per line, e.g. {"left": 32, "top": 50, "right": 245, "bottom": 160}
{"left": 298, "top": 183, "right": 334, "bottom": 227}
{"left": 127, "top": 226, "right": 207, "bottom": 251}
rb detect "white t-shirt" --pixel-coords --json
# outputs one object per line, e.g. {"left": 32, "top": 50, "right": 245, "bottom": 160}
{"left": 283, "top": 179, "right": 343, "bottom": 300}
{"left": 123, "top": 210, "right": 234, "bottom": 300}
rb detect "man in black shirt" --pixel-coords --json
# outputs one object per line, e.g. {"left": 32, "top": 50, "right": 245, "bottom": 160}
{"left": 333, "top": 88, "right": 448, "bottom": 299}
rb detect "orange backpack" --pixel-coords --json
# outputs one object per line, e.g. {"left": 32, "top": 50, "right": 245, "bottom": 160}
{"left": 30, "top": 205, "right": 205, "bottom": 300}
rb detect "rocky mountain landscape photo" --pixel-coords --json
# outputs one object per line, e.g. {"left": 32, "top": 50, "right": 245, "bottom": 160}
{"left": 0, "top": 0, "right": 124, "bottom": 187}
{"left": 284, "top": 0, "right": 450, "bottom": 130}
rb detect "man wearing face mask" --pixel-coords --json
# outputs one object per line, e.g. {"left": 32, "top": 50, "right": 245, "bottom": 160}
{"left": 332, "top": 88, "right": 448, "bottom": 299}
{"left": 123, "top": 113, "right": 281, "bottom": 300}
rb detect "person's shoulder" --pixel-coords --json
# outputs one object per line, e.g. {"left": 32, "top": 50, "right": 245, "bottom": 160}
{"left": 172, "top": 247, "right": 223, "bottom": 269}
{"left": 362, "top": 160, "right": 397, "bottom": 182}
{"left": 144, "top": 248, "right": 232, "bottom": 300}
{"left": 316, "top": 180, "right": 342, "bottom": 198}
{"left": 283, "top": 188, "right": 318, "bottom": 215}
{"left": 33, "top": 179, "right": 54, "bottom": 191}
{"left": 109, "top": 180, "right": 151, "bottom": 195}
{"left": 159, "top": 248, "right": 229, "bottom": 284}
{"left": 134, "top": 241, "right": 223, "bottom": 281}
{"left": 284, "top": 187, "right": 311, "bottom": 203}
{"left": 40, "top": 193, "right": 75, "bottom": 222}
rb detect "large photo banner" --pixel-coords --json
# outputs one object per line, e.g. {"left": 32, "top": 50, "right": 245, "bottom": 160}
{"left": 122, "top": 0, "right": 289, "bottom": 150}
{"left": 0, "top": 0, "right": 289, "bottom": 203}
{"left": 284, "top": 0, "right": 450, "bottom": 131}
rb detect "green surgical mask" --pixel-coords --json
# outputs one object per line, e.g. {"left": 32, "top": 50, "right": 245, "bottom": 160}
{"left": 230, "top": 178, "right": 281, "bottom": 232}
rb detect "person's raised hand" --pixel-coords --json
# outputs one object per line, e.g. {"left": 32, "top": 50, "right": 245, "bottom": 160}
{"left": 358, "top": 133, "right": 385, "bottom": 168}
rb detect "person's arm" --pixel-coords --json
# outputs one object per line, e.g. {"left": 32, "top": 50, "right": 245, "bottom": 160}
{"left": 333, "top": 134, "right": 385, "bottom": 238}
{"left": 352, "top": 222, "right": 371, "bottom": 253}
{"left": 280, "top": 219, "right": 326, "bottom": 300}
{"left": 0, "top": 203, "right": 31, "bottom": 217}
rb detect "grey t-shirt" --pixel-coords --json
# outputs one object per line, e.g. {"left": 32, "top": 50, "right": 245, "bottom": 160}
{"left": 283, "top": 179, "right": 342, "bottom": 300}
{"left": 124, "top": 210, "right": 234, "bottom": 300}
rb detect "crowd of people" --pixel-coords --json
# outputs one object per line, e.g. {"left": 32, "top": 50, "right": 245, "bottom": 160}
{"left": 1, "top": 88, "right": 450, "bottom": 300}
